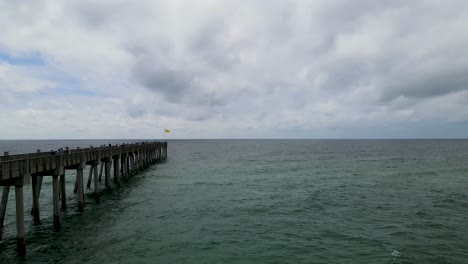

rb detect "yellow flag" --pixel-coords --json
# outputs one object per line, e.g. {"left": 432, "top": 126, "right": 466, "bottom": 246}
{"left": 164, "top": 129, "right": 170, "bottom": 133}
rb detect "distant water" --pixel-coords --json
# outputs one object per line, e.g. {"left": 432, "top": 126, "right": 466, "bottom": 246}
{"left": 1, "top": 139, "right": 468, "bottom": 263}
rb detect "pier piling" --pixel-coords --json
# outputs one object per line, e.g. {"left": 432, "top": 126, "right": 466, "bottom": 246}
{"left": 77, "top": 155, "right": 85, "bottom": 212}
{"left": 105, "top": 159, "right": 111, "bottom": 189}
{"left": 0, "top": 186, "right": 10, "bottom": 240}
{"left": 15, "top": 184, "right": 25, "bottom": 256}
{"left": 52, "top": 175, "right": 60, "bottom": 231}
{"left": 98, "top": 162, "right": 104, "bottom": 182}
{"left": 31, "top": 176, "right": 40, "bottom": 225}
{"left": 60, "top": 173, "right": 66, "bottom": 210}
{"left": 93, "top": 162, "right": 100, "bottom": 203}
{"left": 86, "top": 166, "right": 93, "bottom": 189}
{"left": 113, "top": 156, "right": 121, "bottom": 186}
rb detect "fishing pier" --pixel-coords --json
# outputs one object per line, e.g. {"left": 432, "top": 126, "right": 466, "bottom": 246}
{"left": 0, "top": 141, "right": 168, "bottom": 256}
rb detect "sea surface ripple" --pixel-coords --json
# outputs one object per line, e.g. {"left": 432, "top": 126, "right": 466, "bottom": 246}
{"left": 0, "top": 139, "right": 467, "bottom": 263}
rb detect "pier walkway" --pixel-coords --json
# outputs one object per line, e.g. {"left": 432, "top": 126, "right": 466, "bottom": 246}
{"left": 0, "top": 141, "right": 167, "bottom": 256}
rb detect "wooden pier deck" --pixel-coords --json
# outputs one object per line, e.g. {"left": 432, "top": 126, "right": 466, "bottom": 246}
{"left": 0, "top": 141, "right": 167, "bottom": 256}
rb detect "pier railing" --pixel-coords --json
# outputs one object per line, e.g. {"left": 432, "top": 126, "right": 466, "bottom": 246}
{"left": 0, "top": 142, "right": 167, "bottom": 181}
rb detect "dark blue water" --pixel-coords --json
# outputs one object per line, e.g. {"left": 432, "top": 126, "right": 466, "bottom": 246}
{"left": 0, "top": 139, "right": 468, "bottom": 263}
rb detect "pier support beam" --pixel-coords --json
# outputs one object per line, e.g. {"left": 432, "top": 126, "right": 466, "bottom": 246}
{"left": 60, "top": 173, "right": 66, "bottom": 210}
{"left": 139, "top": 151, "right": 143, "bottom": 170}
{"left": 134, "top": 153, "right": 138, "bottom": 171}
{"left": 77, "top": 160, "right": 84, "bottom": 212}
{"left": 52, "top": 175, "right": 60, "bottom": 231}
{"left": 0, "top": 186, "right": 10, "bottom": 240}
{"left": 33, "top": 176, "right": 43, "bottom": 210}
{"left": 31, "top": 149, "right": 43, "bottom": 222}
{"left": 73, "top": 177, "right": 78, "bottom": 193}
{"left": 31, "top": 177, "right": 41, "bottom": 225}
{"left": 93, "top": 163, "right": 100, "bottom": 203}
{"left": 128, "top": 155, "right": 132, "bottom": 175}
{"left": 15, "top": 185, "right": 26, "bottom": 257}
{"left": 87, "top": 166, "right": 93, "bottom": 189}
{"left": 126, "top": 156, "right": 130, "bottom": 176}
{"left": 1, "top": 151, "right": 11, "bottom": 241}
{"left": 120, "top": 155, "right": 127, "bottom": 181}
{"left": 134, "top": 152, "right": 139, "bottom": 171}
{"left": 126, "top": 155, "right": 130, "bottom": 176}
{"left": 98, "top": 162, "right": 104, "bottom": 182}
{"left": 133, "top": 152, "right": 137, "bottom": 171}
{"left": 105, "top": 159, "right": 112, "bottom": 190}
{"left": 141, "top": 151, "right": 144, "bottom": 169}
{"left": 113, "top": 156, "right": 121, "bottom": 187}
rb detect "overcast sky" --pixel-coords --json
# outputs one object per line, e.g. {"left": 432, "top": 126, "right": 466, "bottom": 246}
{"left": 1, "top": 0, "right": 468, "bottom": 139}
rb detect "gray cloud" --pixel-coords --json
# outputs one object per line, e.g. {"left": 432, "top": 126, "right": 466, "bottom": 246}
{"left": 133, "top": 63, "right": 195, "bottom": 103}
{"left": 1, "top": 0, "right": 468, "bottom": 138}
{"left": 189, "top": 21, "right": 241, "bottom": 71}
{"left": 381, "top": 66, "right": 468, "bottom": 102}
{"left": 127, "top": 107, "right": 147, "bottom": 119}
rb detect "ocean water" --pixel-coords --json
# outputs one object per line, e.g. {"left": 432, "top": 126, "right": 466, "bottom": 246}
{"left": 0, "top": 139, "right": 467, "bottom": 263}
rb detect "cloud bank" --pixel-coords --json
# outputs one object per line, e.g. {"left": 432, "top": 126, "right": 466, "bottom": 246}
{"left": 1, "top": 0, "right": 468, "bottom": 139}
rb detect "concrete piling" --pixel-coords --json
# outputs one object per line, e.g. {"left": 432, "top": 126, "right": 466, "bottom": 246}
{"left": 105, "top": 160, "right": 111, "bottom": 189}
{"left": 52, "top": 175, "right": 60, "bottom": 231}
{"left": 0, "top": 186, "right": 10, "bottom": 240}
{"left": 129, "top": 155, "right": 133, "bottom": 175}
{"left": 31, "top": 176, "right": 41, "bottom": 225}
{"left": 35, "top": 176, "right": 42, "bottom": 209}
{"left": 31, "top": 150, "right": 43, "bottom": 219}
{"left": 98, "top": 162, "right": 104, "bottom": 182}
{"left": 120, "top": 156, "right": 126, "bottom": 180}
{"left": 15, "top": 185, "right": 26, "bottom": 256}
{"left": 77, "top": 157, "right": 85, "bottom": 212}
{"left": 113, "top": 156, "right": 120, "bottom": 186}
{"left": 0, "top": 151, "right": 11, "bottom": 241}
{"left": 60, "top": 173, "right": 66, "bottom": 210}
{"left": 93, "top": 163, "right": 100, "bottom": 203}
{"left": 86, "top": 166, "right": 93, "bottom": 189}
{"left": 73, "top": 177, "right": 78, "bottom": 194}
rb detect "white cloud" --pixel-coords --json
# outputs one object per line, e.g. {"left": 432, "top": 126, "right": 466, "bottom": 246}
{"left": 0, "top": 0, "right": 467, "bottom": 138}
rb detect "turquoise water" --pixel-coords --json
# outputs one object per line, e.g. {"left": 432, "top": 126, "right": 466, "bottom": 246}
{"left": 0, "top": 139, "right": 468, "bottom": 263}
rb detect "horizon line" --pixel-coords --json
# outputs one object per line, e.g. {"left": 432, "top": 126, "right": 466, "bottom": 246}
{"left": 1, "top": 138, "right": 468, "bottom": 140}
